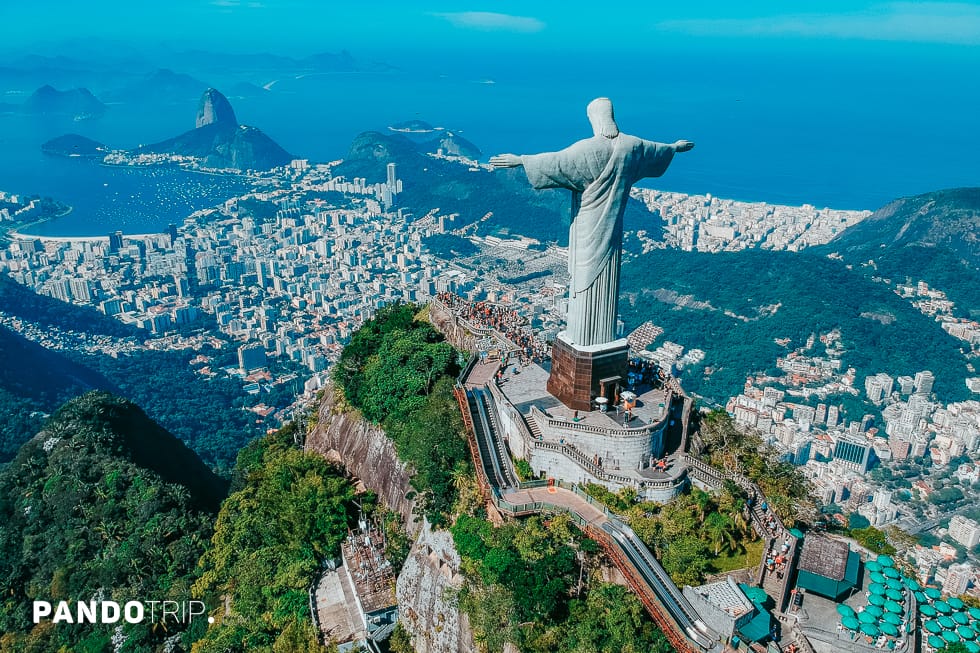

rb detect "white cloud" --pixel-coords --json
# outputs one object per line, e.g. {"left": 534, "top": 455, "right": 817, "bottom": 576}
{"left": 211, "top": 0, "right": 266, "bottom": 8}
{"left": 657, "top": 2, "right": 980, "bottom": 45}
{"left": 433, "top": 11, "right": 544, "bottom": 33}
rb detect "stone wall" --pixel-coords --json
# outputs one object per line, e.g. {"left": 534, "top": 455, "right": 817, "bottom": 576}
{"left": 533, "top": 411, "right": 664, "bottom": 473}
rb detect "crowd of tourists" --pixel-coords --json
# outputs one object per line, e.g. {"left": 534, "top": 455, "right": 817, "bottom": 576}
{"left": 437, "top": 292, "right": 550, "bottom": 363}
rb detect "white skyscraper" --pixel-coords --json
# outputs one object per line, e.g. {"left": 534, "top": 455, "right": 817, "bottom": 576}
{"left": 943, "top": 563, "right": 973, "bottom": 596}
{"left": 949, "top": 516, "right": 980, "bottom": 548}
{"left": 915, "top": 370, "right": 935, "bottom": 396}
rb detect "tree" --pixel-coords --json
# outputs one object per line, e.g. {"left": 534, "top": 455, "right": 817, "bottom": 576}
{"left": 705, "top": 512, "right": 736, "bottom": 556}
{"left": 192, "top": 428, "right": 354, "bottom": 652}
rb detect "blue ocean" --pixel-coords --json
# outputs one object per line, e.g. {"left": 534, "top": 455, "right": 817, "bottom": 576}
{"left": 2, "top": 49, "right": 978, "bottom": 237}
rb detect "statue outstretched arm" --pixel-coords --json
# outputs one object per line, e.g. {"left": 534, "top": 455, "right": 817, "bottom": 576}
{"left": 490, "top": 154, "right": 523, "bottom": 168}
{"left": 672, "top": 140, "right": 695, "bottom": 152}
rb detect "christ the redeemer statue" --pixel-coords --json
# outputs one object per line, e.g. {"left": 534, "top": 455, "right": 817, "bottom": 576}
{"left": 491, "top": 98, "right": 693, "bottom": 348}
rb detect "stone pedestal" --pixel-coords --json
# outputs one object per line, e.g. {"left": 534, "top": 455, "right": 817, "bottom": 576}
{"left": 547, "top": 333, "right": 629, "bottom": 412}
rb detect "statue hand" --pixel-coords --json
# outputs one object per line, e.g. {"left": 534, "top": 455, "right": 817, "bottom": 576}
{"left": 490, "top": 154, "right": 522, "bottom": 169}
{"left": 673, "top": 140, "right": 695, "bottom": 153}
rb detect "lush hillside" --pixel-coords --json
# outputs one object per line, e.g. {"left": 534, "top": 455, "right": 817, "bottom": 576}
{"left": 0, "top": 393, "right": 226, "bottom": 653}
{"left": 191, "top": 424, "right": 353, "bottom": 653}
{"left": 0, "top": 325, "right": 116, "bottom": 462}
{"left": 452, "top": 513, "right": 672, "bottom": 653}
{"left": 826, "top": 187, "right": 980, "bottom": 266}
{"left": 820, "top": 187, "right": 980, "bottom": 314}
{"left": 332, "top": 303, "right": 470, "bottom": 523}
{"left": 619, "top": 249, "right": 972, "bottom": 405}
{"left": 0, "top": 276, "right": 260, "bottom": 468}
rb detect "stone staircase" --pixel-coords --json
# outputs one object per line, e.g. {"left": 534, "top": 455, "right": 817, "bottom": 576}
{"left": 526, "top": 414, "right": 543, "bottom": 440}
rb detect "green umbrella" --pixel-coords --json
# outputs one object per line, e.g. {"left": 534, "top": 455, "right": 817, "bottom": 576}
{"left": 883, "top": 611, "right": 903, "bottom": 626}
{"left": 937, "top": 601, "right": 953, "bottom": 614}
{"left": 940, "top": 616, "right": 957, "bottom": 629}
{"left": 886, "top": 578, "right": 904, "bottom": 591}
{"left": 959, "top": 626, "right": 977, "bottom": 640}
{"left": 921, "top": 604, "right": 938, "bottom": 617}
{"left": 970, "top": 607, "right": 980, "bottom": 620}
{"left": 789, "top": 527, "right": 805, "bottom": 539}
{"left": 943, "top": 630, "right": 961, "bottom": 644}
{"left": 878, "top": 554, "right": 895, "bottom": 567}
{"left": 916, "top": 591, "right": 929, "bottom": 604}
{"left": 842, "top": 615, "right": 861, "bottom": 630}
{"left": 954, "top": 612, "right": 971, "bottom": 625}
{"left": 871, "top": 571, "right": 887, "bottom": 584}
{"left": 866, "top": 560, "right": 883, "bottom": 573}
{"left": 885, "top": 600, "right": 903, "bottom": 614}
{"left": 926, "top": 587, "right": 943, "bottom": 600}
{"left": 884, "top": 567, "right": 902, "bottom": 579}
{"left": 886, "top": 588, "right": 904, "bottom": 602}
{"left": 865, "top": 605, "right": 885, "bottom": 618}
{"left": 880, "top": 622, "right": 900, "bottom": 637}
{"left": 929, "top": 635, "right": 948, "bottom": 649}
{"left": 837, "top": 604, "right": 856, "bottom": 617}
{"left": 966, "top": 641, "right": 980, "bottom": 653}
{"left": 869, "top": 582, "right": 887, "bottom": 595}
{"left": 925, "top": 620, "right": 943, "bottom": 634}
{"left": 907, "top": 579, "right": 921, "bottom": 591}
{"left": 859, "top": 610, "right": 877, "bottom": 624}
{"left": 869, "top": 594, "right": 887, "bottom": 606}
{"left": 860, "top": 623, "right": 879, "bottom": 637}
{"left": 950, "top": 597, "right": 966, "bottom": 610}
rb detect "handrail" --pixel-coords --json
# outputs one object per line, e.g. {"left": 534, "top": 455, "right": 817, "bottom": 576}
{"left": 431, "top": 298, "right": 523, "bottom": 354}
{"left": 531, "top": 403, "right": 669, "bottom": 437}
{"left": 457, "top": 351, "right": 480, "bottom": 386}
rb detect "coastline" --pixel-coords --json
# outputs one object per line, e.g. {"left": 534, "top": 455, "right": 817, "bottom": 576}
{"left": 99, "top": 160, "right": 267, "bottom": 181}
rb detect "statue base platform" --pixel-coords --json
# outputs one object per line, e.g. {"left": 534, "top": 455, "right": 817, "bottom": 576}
{"left": 547, "top": 333, "right": 629, "bottom": 412}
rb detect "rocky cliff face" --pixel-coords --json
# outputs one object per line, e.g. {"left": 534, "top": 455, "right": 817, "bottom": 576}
{"left": 396, "top": 521, "right": 475, "bottom": 653}
{"left": 307, "top": 385, "right": 475, "bottom": 652}
{"left": 196, "top": 88, "right": 237, "bottom": 128}
{"left": 306, "top": 385, "right": 419, "bottom": 532}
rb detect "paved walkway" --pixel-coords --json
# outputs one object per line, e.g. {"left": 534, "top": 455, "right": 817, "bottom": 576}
{"left": 464, "top": 360, "right": 500, "bottom": 389}
{"left": 314, "top": 567, "right": 363, "bottom": 644}
{"left": 500, "top": 486, "right": 609, "bottom": 528}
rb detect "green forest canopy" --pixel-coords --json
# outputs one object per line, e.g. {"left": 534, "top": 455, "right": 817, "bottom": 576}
{"left": 332, "top": 303, "right": 470, "bottom": 523}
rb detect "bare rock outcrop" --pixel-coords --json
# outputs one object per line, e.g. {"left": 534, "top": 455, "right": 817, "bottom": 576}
{"left": 396, "top": 520, "right": 474, "bottom": 653}
{"left": 306, "top": 385, "right": 418, "bottom": 533}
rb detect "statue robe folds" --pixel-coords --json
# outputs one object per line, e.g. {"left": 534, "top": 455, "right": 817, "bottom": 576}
{"left": 521, "top": 134, "right": 675, "bottom": 347}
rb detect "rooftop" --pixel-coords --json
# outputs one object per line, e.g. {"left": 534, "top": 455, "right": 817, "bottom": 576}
{"left": 693, "top": 577, "right": 754, "bottom": 618}
{"left": 799, "top": 536, "right": 851, "bottom": 581}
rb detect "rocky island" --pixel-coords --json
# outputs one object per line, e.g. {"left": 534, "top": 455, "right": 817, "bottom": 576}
{"left": 131, "top": 88, "right": 294, "bottom": 172}
{"left": 41, "top": 133, "right": 108, "bottom": 158}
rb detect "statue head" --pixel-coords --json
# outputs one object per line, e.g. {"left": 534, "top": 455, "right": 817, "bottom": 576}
{"left": 587, "top": 97, "right": 619, "bottom": 139}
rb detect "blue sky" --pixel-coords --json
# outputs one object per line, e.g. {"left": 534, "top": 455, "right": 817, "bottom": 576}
{"left": 3, "top": 1, "right": 980, "bottom": 57}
